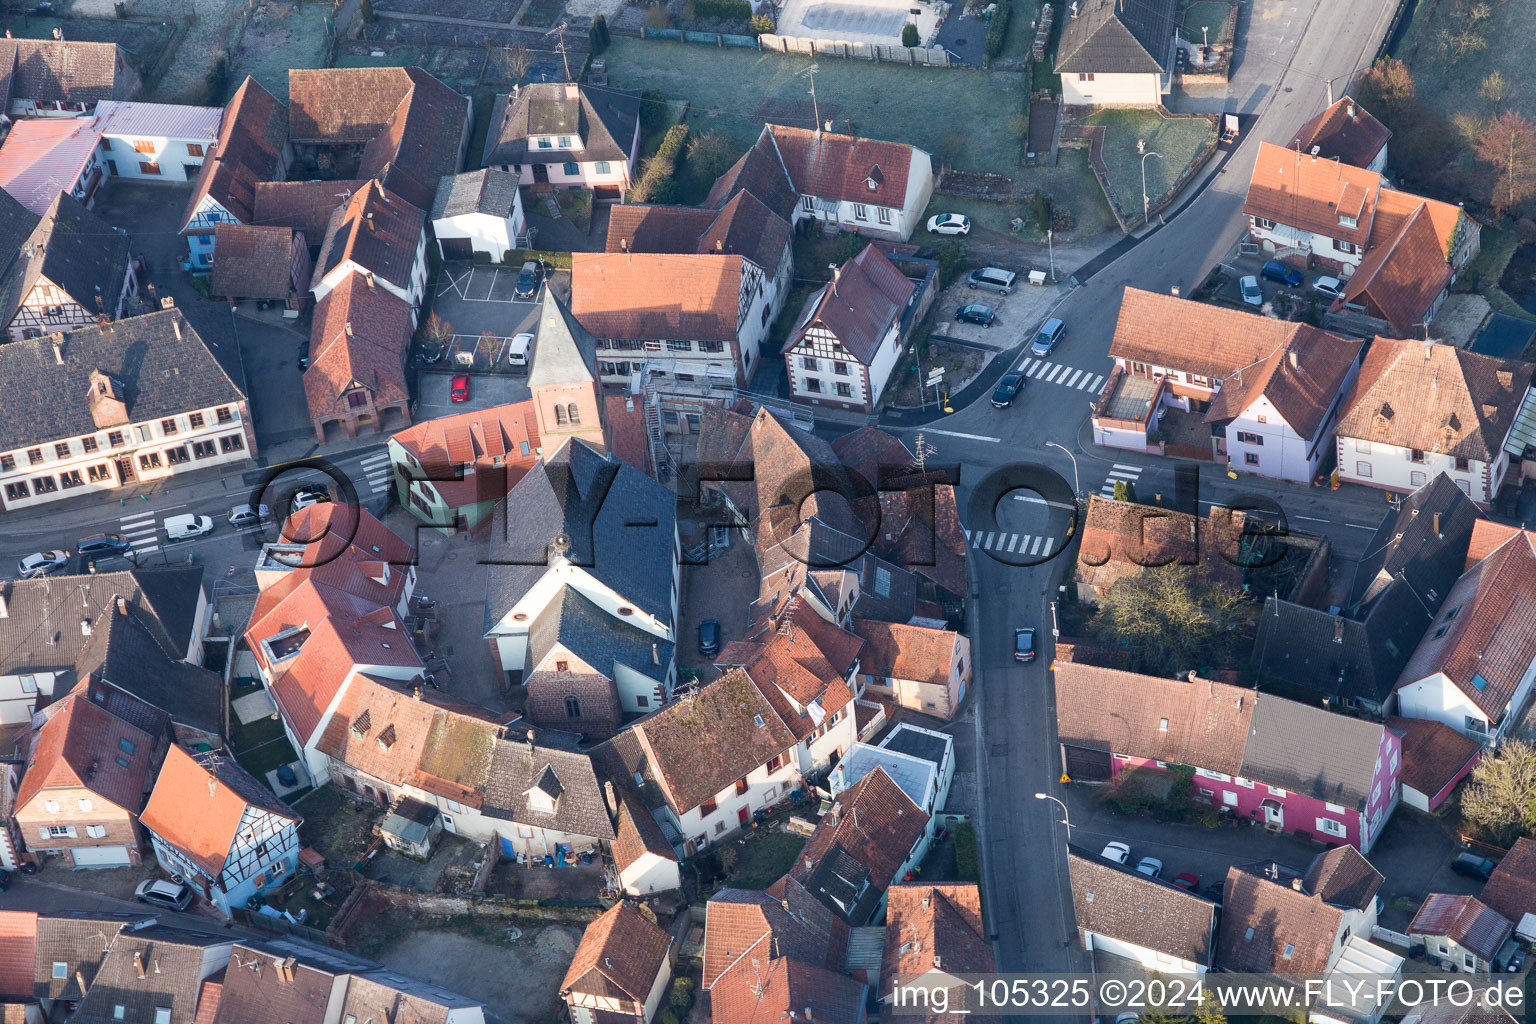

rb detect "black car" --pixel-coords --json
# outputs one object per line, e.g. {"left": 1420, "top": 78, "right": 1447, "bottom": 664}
{"left": 956, "top": 304, "right": 996, "bottom": 327}
{"left": 297, "top": 340, "right": 310, "bottom": 370}
{"left": 77, "top": 533, "right": 131, "bottom": 558}
{"left": 992, "top": 371, "right": 1025, "bottom": 408}
{"left": 1452, "top": 852, "right": 1496, "bottom": 879}
{"left": 699, "top": 619, "right": 721, "bottom": 656}
{"left": 514, "top": 260, "right": 543, "bottom": 300}
{"left": 0, "top": 868, "right": 10, "bottom": 893}
{"left": 1014, "top": 627, "right": 1037, "bottom": 663}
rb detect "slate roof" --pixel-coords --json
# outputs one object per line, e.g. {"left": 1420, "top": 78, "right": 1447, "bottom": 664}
{"left": 482, "top": 83, "right": 641, "bottom": 168}
{"left": 483, "top": 737, "right": 614, "bottom": 840}
{"left": 783, "top": 767, "right": 928, "bottom": 925}
{"left": 0, "top": 190, "right": 131, "bottom": 332}
{"left": 1409, "top": 895, "right": 1512, "bottom": 961}
{"left": 1054, "top": 0, "right": 1177, "bottom": 74}
{"left": 252, "top": 180, "right": 368, "bottom": 240}
{"left": 0, "top": 308, "right": 243, "bottom": 453}
{"left": 1479, "top": 837, "right": 1536, "bottom": 925}
{"left": 312, "top": 180, "right": 424, "bottom": 292}
{"left": 631, "top": 669, "right": 797, "bottom": 816}
{"left": 1337, "top": 340, "right": 1531, "bottom": 463}
{"left": 140, "top": 747, "right": 298, "bottom": 879}
{"left": 529, "top": 585, "right": 672, "bottom": 684}
{"left": 1251, "top": 589, "right": 1428, "bottom": 707}
{"left": 430, "top": 168, "right": 519, "bottom": 221}
{"left": 1385, "top": 716, "right": 1480, "bottom": 803}
{"left": 88, "top": 604, "right": 224, "bottom": 735}
{"left": 560, "top": 901, "right": 671, "bottom": 1002}
{"left": 181, "top": 76, "right": 289, "bottom": 232}
{"left": 1239, "top": 694, "right": 1387, "bottom": 811}
{"left": 483, "top": 439, "right": 675, "bottom": 631}
{"left": 766, "top": 124, "right": 920, "bottom": 210}
{"left": 529, "top": 286, "right": 597, "bottom": 389}
{"left": 303, "top": 271, "right": 413, "bottom": 423}
{"left": 73, "top": 927, "right": 232, "bottom": 1024}
{"left": 16, "top": 684, "right": 156, "bottom": 814}
{"left": 1398, "top": 532, "right": 1536, "bottom": 719}
{"left": 791, "top": 244, "right": 914, "bottom": 364}
{"left": 210, "top": 223, "right": 298, "bottom": 301}
{"left": 1068, "top": 847, "right": 1216, "bottom": 966}
{"left": 1288, "top": 96, "right": 1391, "bottom": 169}
{"left": 879, "top": 883, "right": 992, "bottom": 1000}
{"left": 1348, "top": 472, "right": 1478, "bottom": 612}
{"left": 1301, "top": 845, "right": 1383, "bottom": 911}
{"left": 570, "top": 251, "right": 743, "bottom": 343}
{"left": 701, "top": 887, "right": 849, "bottom": 990}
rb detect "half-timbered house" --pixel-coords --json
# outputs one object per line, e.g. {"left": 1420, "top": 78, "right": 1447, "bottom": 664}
{"left": 140, "top": 746, "right": 301, "bottom": 917}
{"left": 180, "top": 77, "right": 292, "bottom": 268}
{"left": 0, "top": 189, "right": 137, "bottom": 343}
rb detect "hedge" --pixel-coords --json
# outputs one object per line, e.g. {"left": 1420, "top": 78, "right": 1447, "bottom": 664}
{"left": 984, "top": 0, "right": 1011, "bottom": 59}
{"left": 628, "top": 124, "right": 690, "bottom": 203}
{"left": 692, "top": 0, "right": 751, "bottom": 18}
{"left": 954, "top": 821, "right": 979, "bottom": 882}
{"left": 499, "top": 248, "right": 573, "bottom": 270}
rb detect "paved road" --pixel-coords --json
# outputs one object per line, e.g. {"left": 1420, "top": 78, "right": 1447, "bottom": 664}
{"left": 902, "top": 0, "right": 1405, "bottom": 983}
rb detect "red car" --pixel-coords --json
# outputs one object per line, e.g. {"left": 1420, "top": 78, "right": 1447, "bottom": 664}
{"left": 1172, "top": 872, "right": 1199, "bottom": 891}
{"left": 450, "top": 374, "right": 470, "bottom": 402}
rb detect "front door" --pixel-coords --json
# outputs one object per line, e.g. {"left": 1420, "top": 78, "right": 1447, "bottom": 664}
{"left": 1263, "top": 800, "right": 1284, "bottom": 826}
{"left": 532, "top": 163, "right": 549, "bottom": 183}
{"left": 738, "top": 806, "right": 750, "bottom": 826}
{"left": 114, "top": 457, "right": 135, "bottom": 485}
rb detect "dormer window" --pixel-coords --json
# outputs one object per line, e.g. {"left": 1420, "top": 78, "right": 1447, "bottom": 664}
{"left": 526, "top": 764, "right": 563, "bottom": 814}
{"left": 1339, "top": 214, "right": 1357, "bottom": 229}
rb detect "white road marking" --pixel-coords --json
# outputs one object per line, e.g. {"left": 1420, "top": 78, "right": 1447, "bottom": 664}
{"left": 1084, "top": 374, "right": 1105, "bottom": 391}
{"left": 1293, "top": 515, "right": 1330, "bottom": 523}
{"left": 1112, "top": 464, "right": 1142, "bottom": 473}
{"left": 1017, "top": 357, "right": 1039, "bottom": 374}
{"left": 1008, "top": 534, "right": 1021, "bottom": 552}
{"left": 1011, "top": 494, "right": 1080, "bottom": 511}
{"left": 1346, "top": 523, "right": 1376, "bottom": 531}
{"left": 1107, "top": 470, "right": 1139, "bottom": 480}
{"left": 120, "top": 509, "right": 156, "bottom": 524}
{"left": 963, "top": 528, "right": 971, "bottom": 541}
{"left": 919, "top": 428, "right": 1001, "bottom": 443}
{"left": 1064, "top": 370, "right": 1085, "bottom": 389}
{"left": 1042, "top": 536, "right": 1056, "bottom": 556}
{"left": 1044, "top": 364, "right": 1066, "bottom": 383}
{"left": 981, "top": 532, "right": 995, "bottom": 549}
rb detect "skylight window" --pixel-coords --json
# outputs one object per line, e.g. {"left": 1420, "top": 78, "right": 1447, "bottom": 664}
{"left": 1473, "top": 673, "right": 1490, "bottom": 691}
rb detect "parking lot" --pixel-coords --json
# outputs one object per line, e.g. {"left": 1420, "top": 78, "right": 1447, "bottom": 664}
{"left": 416, "top": 370, "right": 533, "bottom": 419}
{"left": 932, "top": 274, "right": 1060, "bottom": 349}
{"left": 432, "top": 264, "right": 542, "bottom": 332}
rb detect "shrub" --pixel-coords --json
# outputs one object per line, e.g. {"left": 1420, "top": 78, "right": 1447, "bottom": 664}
{"left": 691, "top": 0, "right": 751, "bottom": 18}
{"left": 638, "top": 90, "right": 672, "bottom": 139}
{"left": 360, "top": 0, "right": 376, "bottom": 22}
{"left": 205, "top": 56, "right": 230, "bottom": 105}
{"left": 901, "top": 23, "right": 920, "bottom": 46}
{"left": 1032, "top": 189, "right": 1052, "bottom": 232}
{"left": 932, "top": 240, "right": 968, "bottom": 287}
{"left": 669, "top": 977, "right": 696, "bottom": 1012}
{"left": 984, "top": 0, "right": 1010, "bottom": 59}
{"left": 627, "top": 126, "right": 690, "bottom": 202}
{"left": 656, "top": 123, "right": 691, "bottom": 162}
{"left": 751, "top": 11, "right": 775, "bottom": 33}
{"left": 645, "top": 3, "right": 671, "bottom": 29}
{"left": 589, "top": 13, "right": 610, "bottom": 52}
{"left": 659, "top": 1010, "right": 680, "bottom": 1024}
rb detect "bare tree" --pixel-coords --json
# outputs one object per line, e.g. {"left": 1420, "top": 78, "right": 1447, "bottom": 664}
{"left": 1088, "top": 566, "right": 1247, "bottom": 678}
{"left": 1461, "top": 739, "right": 1536, "bottom": 846}
{"left": 1354, "top": 58, "right": 1417, "bottom": 126}
{"left": 1478, "top": 70, "right": 1510, "bottom": 108}
{"left": 505, "top": 45, "right": 533, "bottom": 86}
{"left": 420, "top": 312, "right": 454, "bottom": 351}
{"left": 1476, "top": 109, "right": 1536, "bottom": 216}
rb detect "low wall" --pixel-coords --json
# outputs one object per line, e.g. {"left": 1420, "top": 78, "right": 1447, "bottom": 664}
{"left": 759, "top": 32, "right": 951, "bottom": 64}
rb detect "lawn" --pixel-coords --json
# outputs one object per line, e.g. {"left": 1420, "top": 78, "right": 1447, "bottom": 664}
{"left": 917, "top": 150, "right": 1117, "bottom": 243}
{"left": 1180, "top": 1, "right": 1232, "bottom": 46}
{"left": 1000, "top": 0, "right": 1043, "bottom": 63}
{"left": 725, "top": 830, "right": 807, "bottom": 889}
{"left": 1399, "top": 0, "right": 1536, "bottom": 123}
{"left": 230, "top": 3, "right": 333, "bottom": 103}
{"left": 1464, "top": 226, "right": 1536, "bottom": 324}
{"left": 1080, "top": 108, "right": 1215, "bottom": 222}
{"left": 600, "top": 35, "right": 1030, "bottom": 177}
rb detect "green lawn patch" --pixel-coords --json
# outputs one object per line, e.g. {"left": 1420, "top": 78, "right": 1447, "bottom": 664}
{"left": 726, "top": 830, "right": 807, "bottom": 889}
{"left": 555, "top": 188, "right": 594, "bottom": 233}
{"left": 1181, "top": 1, "right": 1232, "bottom": 46}
{"left": 919, "top": 150, "right": 1116, "bottom": 244}
{"left": 601, "top": 35, "right": 1029, "bottom": 177}
{"left": 1000, "top": 0, "right": 1042, "bottom": 61}
{"left": 1463, "top": 226, "right": 1536, "bottom": 324}
{"left": 1080, "top": 108, "right": 1215, "bottom": 222}
{"left": 953, "top": 821, "right": 979, "bottom": 882}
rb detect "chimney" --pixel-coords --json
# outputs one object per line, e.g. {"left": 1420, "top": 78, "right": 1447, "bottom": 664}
{"left": 133, "top": 953, "right": 145, "bottom": 980}
{"left": 208, "top": 776, "right": 216, "bottom": 798}
{"left": 172, "top": 315, "right": 181, "bottom": 343}
{"left": 652, "top": 642, "right": 660, "bottom": 666}
{"left": 932, "top": 956, "right": 941, "bottom": 970}
{"left": 781, "top": 899, "right": 791, "bottom": 913}
{"left": 0, "top": 594, "right": 8, "bottom": 619}
{"left": 366, "top": 211, "right": 375, "bottom": 232}
{"left": 1433, "top": 512, "right": 1441, "bottom": 536}
{"left": 526, "top": 729, "right": 537, "bottom": 752}
{"left": 365, "top": 271, "right": 376, "bottom": 292}
{"left": 80, "top": 619, "right": 91, "bottom": 636}
{"left": 160, "top": 296, "right": 175, "bottom": 309}
{"left": 50, "top": 333, "right": 64, "bottom": 364}
{"left": 413, "top": 687, "right": 422, "bottom": 700}
{"left": 76, "top": 971, "right": 87, "bottom": 994}
{"left": 1287, "top": 349, "right": 1298, "bottom": 370}
{"left": 1291, "top": 877, "right": 1304, "bottom": 891}
{"left": 345, "top": 322, "right": 355, "bottom": 338}
{"left": 1333, "top": 618, "right": 1344, "bottom": 644}
{"left": 603, "top": 780, "right": 618, "bottom": 821}
{"left": 1347, "top": 100, "right": 1356, "bottom": 119}
{"left": 116, "top": 596, "right": 128, "bottom": 616}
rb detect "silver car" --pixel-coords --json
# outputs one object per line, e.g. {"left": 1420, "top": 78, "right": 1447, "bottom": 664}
{"left": 18, "top": 550, "right": 69, "bottom": 578}
{"left": 1240, "top": 275, "right": 1263, "bottom": 307}
{"left": 966, "top": 267, "right": 1017, "bottom": 295}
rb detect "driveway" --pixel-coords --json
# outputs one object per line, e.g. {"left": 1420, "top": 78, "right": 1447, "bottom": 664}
{"left": 933, "top": 11, "right": 987, "bottom": 65}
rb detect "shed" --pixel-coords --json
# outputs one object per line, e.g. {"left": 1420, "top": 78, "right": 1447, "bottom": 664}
{"left": 380, "top": 796, "right": 441, "bottom": 858}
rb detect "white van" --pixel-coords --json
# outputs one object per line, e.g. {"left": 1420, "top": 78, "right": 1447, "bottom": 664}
{"left": 507, "top": 332, "right": 533, "bottom": 372}
{"left": 165, "top": 514, "right": 214, "bottom": 542}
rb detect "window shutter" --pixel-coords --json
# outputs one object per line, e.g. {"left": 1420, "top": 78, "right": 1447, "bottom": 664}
{"left": 38, "top": 827, "right": 48, "bottom": 841}
{"left": 65, "top": 826, "right": 77, "bottom": 838}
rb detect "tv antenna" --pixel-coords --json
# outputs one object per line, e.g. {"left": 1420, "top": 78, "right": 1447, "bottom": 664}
{"left": 796, "top": 64, "right": 821, "bottom": 131}
{"left": 546, "top": 22, "right": 573, "bottom": 81}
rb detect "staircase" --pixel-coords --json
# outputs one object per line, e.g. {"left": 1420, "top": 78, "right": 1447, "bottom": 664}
{"left": 640, "top": 376, "right": 671, "bottom": 481}
{"left": 541, "top": 193, "right": 561, "bottom": 219}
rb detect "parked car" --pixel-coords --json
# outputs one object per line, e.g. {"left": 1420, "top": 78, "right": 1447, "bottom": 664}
{"left": 1014, "top": 627, "right": 1036, "bottom": 662}
{"left": 18, "top": 550, "right": 69, "bottom": 579}
{"left": 966, "top": 267, "right": 1016, "bottom": 294}
{"left": 450, "top": 374, "right": 471, "bottom": 403}
{"left": 1101, "top": 841, "right": 1131, "bottom": 865}
{"left": 1136, "top": 856, "right": 1163, "bottom": 878}
{"left": 1312, "top": 275, "right": 1343, "bottom": 299}
{"left": 227, "top": 504, "right": 273, "bottom": 529}
{"left": 134, "top": 879, "right": 194, "bottom": 911}
{"left": 514, "top": 260, "right": 543, "bottom": 299}
{"left": 1172, "top": 872, "right": 1200, "bottom": 890}
{"left": 927, "top": 213, "right": 971, "bottom": 235}
{"left": 992, "top": 371, "right": 1025, "bottom": 409}
{"left": 291, "top": 487, "right": 330, "bottom": 511}
{"left": 698, "top": 619, "right": 721, "bottom": 656}
{"left": 1504, "top": 943, "right": 1526, "bottom": 973}
{"left": 77, "top": 534, "right": 130, "bottom": 558}
{"left": 507, "top": 333, "right": 534, "bottom": 371}
{"left": 297, "top": 340, "right": 310, "bottom": 370}
{"left": 1199, "top": 882, "right": 1225, "bottom": 905}
{"left": 956, "top": 304, "right": 996, "bottom": 327}
{"left": 0, "top": 868, "right": 10, "bottom": 892}
{"left": 1239, "top": 275, "right": 1263, "bottom": 307}
{"left": 1261, "top": 260, "right": 1305, "bottom": 287}
{"left": 165, "top": 514, "right": 214, "bottom": 542}
{"left": 1032, "top": 317, "right": 1066, "bottom": 357}
{"left": 1452, "top": 852, "right": 1497, "bottom": 880}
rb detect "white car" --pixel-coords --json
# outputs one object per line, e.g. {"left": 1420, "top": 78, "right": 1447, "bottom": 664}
{"left": 1239, "top": 275, "right": 1263, "bottom": 306}
{"left": 291, "top": 488, "right": 330, "bottom": 511}
{"left": 18, "top": 550, "right": 69, "bottom": 578}
{"left": 1136, "top": 856, "right": 1163, "bottom": 878}
{"left": 1312, "top": 275, "right": 1343, "bottom": 299}
{"left": 927, "top": 213, "right": 971, "bottom": 236}
{"left": 1101, "top": 841, "right": 1131, "bottom": 865}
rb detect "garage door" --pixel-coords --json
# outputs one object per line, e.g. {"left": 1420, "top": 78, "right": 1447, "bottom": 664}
{"left": 438, "top": 236, "right": 473, "bottom": 260}
{"left": 70, "top": 846, "right": 131, "bottom": 867}
{"left": 1062, "top": 744, "right": 1112, "bottom": 782}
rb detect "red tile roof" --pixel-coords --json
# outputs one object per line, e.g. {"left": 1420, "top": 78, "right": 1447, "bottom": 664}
{"left": 850, "top": 618, "right": 956, "bottom": 685}
{"left": 253, "top": 180, "right": 368, "bottom": 240}
{"left": 211, "top": 223, "right": 299, "bottom": 301}
{"left": 604, "top": 394, "right": 650, "bottom": 476}
{"left": 139, "top": 746, "right": 299, "bottom": 877}
{"left": 702, "top": 886, "right": 848, "bottom": 990}
{"left": 1074, "top": 495, "right": 1249, "bottom": 593}
{"left": 1218, "top": 863, "right": 1344, "bottom": 974}
{"left": 767, "top": 124, "right": 918, "bottom": 209}
{"left": 16, "top": 685, "right": 155, "bottom": 814}
{"left": 1110, "top": 287, "right": 1303, "bottom": 379}
{"left": 880, "top": 883, "right": 992, "bottom": 1001}
{"left": 1336, "top": 203, "right": 1453, "bottom": 337}
{"left": 388, "top": 401, "right": 541, "bottom": 508}
{"left": 571, "top": 252, "right": 743, "bottom": 343}
{"left": 1480, "top": 837, "right": 1536, "bottom": 924}
{"left": 1202, "top": 325, "right": 1364, "bottom": 441}
{"left": 560, "top": 902, "right": 671, "bottom": 1002}
{"left": 708, "top": 953, "right": 865, "bottom": 1024}
{"left": 1385, "top": 715, "right": 1481, "bottom": 803}
{"left": 1287, "top": 96, "right": 1391, "bottom": 169}
{"left": 716, "top": 601, "right": 862, "bottom": 742}
{"left": 1245, "top": 142, "right": 1382, "bottom": 247}
{"left": 181, "top": 76, "right": 288, "bottom": 231}
{"left": 312, "top": 180, "right": 424, "bottom": 293}
{"left": 303, "top": 272, "right": 412, "bottom": 425}
{"left": 0, "top": 912, "right": 37, "bottom": 999}
{"left": 1336, "top": 339, "right": 1531, "bottom": 463}
{"left": 791, "top": 243, "right": 915, "bottom": 364}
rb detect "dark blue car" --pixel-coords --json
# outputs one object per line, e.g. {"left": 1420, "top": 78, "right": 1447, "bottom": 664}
{"left": 1261, "top": 260, "right": 1304, "bottom": 287}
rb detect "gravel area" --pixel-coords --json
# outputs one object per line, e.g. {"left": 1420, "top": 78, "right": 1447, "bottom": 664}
{"left": 375, "top": 926, "right": 583, "bottom": 1024}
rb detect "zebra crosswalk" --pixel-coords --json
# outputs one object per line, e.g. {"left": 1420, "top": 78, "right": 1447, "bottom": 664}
{"left": 357, "top": 450, "right": 394, "bottom": 495}
{"left": 962, "top": 528, "right": 1057, "bottom": 558}
{"left": 1014, "top": 357, "right": 1105, "bottom": 393}
{"left": 119, "top": 508, "right": 159, "bottom": 557}
{"left": 1099, "top": 463, "right": 1144, "bottom": 499}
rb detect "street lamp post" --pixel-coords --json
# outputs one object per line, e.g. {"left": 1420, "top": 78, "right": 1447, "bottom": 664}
{"left": 1044, "top": 441, "right": 1080, "bottom": 497}
{"left": 1047, "top": 228, "right": 1055, "bottom": 281}
{"left": 1034, "top": 792, "right": 1072, "bottom": 836}
{"left": 1139, "top": 145, "right": 1164, "bottom": 226}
